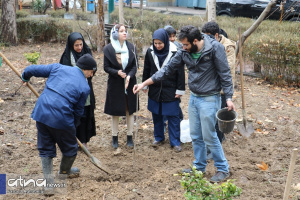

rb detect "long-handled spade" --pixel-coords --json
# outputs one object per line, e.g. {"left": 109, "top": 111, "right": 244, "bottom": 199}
{"left": 236, "top": 28, "right": 254, "bottom": 137}
{"left": 0, "top": 51, "right": 111, "bottom": 174}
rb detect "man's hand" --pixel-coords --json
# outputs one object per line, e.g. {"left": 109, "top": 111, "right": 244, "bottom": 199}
{"left": 133, "top": 78, "right": 154, "bottom": 94}
{"left": 133, "top": 84, "right": 144, "bottom": 94}
{"left": 226, "top": 100, "right": 235, "bottom": 111}
{"left": 118, "top": 70, "right": 126, "bottom": 78}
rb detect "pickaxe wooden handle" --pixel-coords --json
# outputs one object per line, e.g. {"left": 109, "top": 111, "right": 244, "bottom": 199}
{"left": 0, "top": 51, "right": 40, "bottom": 98}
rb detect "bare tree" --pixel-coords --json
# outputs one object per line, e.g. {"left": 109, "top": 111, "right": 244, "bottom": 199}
{"left": 119, "top": 0, "right": 124, "bottom": 24}
{"left": 97, "top": 0, "right": 105, "bottom": 52}
{"left": 236, "top": 0, "right": 277, "bottom": 57}
{"left": 206, "top": 0, "right": 216, "bottom": 22}
{"left": 1, "top": 0, "right": 17, "bottom": 45}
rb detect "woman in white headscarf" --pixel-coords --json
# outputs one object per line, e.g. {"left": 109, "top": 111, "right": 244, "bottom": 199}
{"left": 103, "top": 24, "right": 139, "bottom": 149}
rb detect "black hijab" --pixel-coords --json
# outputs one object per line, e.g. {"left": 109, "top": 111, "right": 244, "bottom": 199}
{"left": 152, "top": 29, "right": 170, "bottom": 67}
{"left": 60, "top": 32, "right": 92, "bottom": 66}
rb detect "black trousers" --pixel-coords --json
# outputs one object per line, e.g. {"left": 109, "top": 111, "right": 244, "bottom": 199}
{"left": 36, "top": 122, "right": 78, "bottom": 158}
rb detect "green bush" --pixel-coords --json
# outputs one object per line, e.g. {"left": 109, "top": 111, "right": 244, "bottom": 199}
{"left": 47, "top": 10, "right": 95, "bottom": 23}
{"left": 16, "top": 10, "right": 30, "bottom": 18}
{"left": 17, "top": 17, "right": 73, "bottom": 43}
{"left": 32, "top": 0, "right": 47, "bottom": 14}
{"left": 47, "top": 9, "right": 66, "bottom": 18}
{"left": 24, "top": 51, "right": 40, "bottom": 64}
{"left": 176, "top": 167, "right": 242, "bottom": 199}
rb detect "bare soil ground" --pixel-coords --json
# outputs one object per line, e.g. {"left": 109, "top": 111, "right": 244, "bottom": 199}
{"left": 0, "top": 43, "right": 300, "bottom": 200}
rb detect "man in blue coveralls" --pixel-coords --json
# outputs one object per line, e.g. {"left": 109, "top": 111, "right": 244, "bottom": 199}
{"left": 21, "top": 54, "right": 97, "bottom": 181}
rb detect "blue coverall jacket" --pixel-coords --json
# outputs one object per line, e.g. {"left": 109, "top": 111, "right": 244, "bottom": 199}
{"left": 22, "top": 64, "right": 90, "bottom": 130}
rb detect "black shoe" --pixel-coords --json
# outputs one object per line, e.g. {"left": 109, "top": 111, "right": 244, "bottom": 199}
{"left": 152, "top": 140, "right": 164, "bottom": 147}
{"left": 127, "top": 135, "right": 134, "bottom": 147}
{"left": 112, "top": 136, "right": 118, "bottom": 149}
{"left": 58, "top": 155, "right": 80, "bottom": 178}
{"left": 210, "top": 171, "right": 230, "bottom": 183}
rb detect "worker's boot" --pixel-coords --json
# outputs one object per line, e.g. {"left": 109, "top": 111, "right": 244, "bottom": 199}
{"left": 112, "top": 136, "right": 118, "bottom": 149}
{"left": 126, "top": 135, "right": 134, "bottom": 147}
{"left": 58, "top": 155, "right": 80, "bottom": 179}
{"left": 41, "top": 157, "right": 54, "bottom": 195}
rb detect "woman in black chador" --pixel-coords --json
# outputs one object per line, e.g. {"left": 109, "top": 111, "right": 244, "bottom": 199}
{"left": 60, "top": 32, "right": 96, "bottom": 149}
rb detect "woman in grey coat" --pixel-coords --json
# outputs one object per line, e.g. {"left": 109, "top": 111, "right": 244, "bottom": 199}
{"left": 103, "top": 24, "right": 138, "bottom": 149}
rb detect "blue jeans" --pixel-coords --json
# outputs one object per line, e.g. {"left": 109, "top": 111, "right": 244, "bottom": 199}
{"left": 188, "top": 94, "right": 229, "bottom": 173}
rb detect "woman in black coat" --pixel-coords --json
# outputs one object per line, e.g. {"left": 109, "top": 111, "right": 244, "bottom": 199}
{"left": 60, "top": 32, "right": 96, "bottom": 149}
{"left": 142, "top": 28, "right": 185, "bottom": 152}
{"left": 103, "top": 24, "right": 138, "bottom": 149}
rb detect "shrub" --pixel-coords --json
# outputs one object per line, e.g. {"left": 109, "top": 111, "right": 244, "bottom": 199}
{"left": 17, "top": 17, "right": 73, "bottom": 43}
{"left": 176, "top": 167, "right": 242, "bottom": 199}
{"left": 47, "top": 9, "right": 66, "bottom": 18}
{"left": 24, "top": 52, "right": 40, "bottom": 64}
{"left": 16, "top": 10, "right": 30, "bottom": 18}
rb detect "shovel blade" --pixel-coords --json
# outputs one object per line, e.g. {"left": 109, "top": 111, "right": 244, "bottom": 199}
{"left": 91, "top": 156, "right": 111, "bottom": 174}
{"left": 237, "top": 122, "right": 254, "bottom": 137}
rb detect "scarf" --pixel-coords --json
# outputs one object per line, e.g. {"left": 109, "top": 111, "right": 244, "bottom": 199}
{"left": 59, "top": 32, "right": 92, "bottom": 66}
{"left": 110, "top": 28, "right": 129, "bottom": 70}
{"left": 152, "top": 28, "right": 170, "bottom": 67}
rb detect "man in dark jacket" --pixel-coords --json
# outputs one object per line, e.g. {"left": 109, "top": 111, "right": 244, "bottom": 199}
{"left": 21, "top": 54, "right": 97, "bottom": 186}
{"left": 133, "top": 25, "right": 235, "bottom": 183}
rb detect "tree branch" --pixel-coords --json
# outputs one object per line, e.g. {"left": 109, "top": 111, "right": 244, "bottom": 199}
{"left": 235, "top": 0, "right": 277, "bottom": 57}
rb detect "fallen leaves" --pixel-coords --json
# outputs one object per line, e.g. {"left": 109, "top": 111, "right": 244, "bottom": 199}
{"left": 256, "top": 161, "right": 268, "bottom": 171}
{"left": 141, "top": 124, "right": 148, "bottom": 130}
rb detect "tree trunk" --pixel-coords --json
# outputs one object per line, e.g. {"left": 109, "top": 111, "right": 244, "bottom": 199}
{"left": 139, "top": 0, "right": 143, "bottom": 16}
{"left": 129, "top": 0, "right": 132, "bottom": 9}
{"left": 119, "top": 0, "right": 124, "bottom": 24}
{"left": 81, "top": 0, "right": 85, "bottom": 12}
{"left": 97, "top": 0, "right": 105, "bottom": 52}
{"left": 1, "top": 0, "right": 17, "bottom": 45}
{"left": 65, "top": 0, "right": 69, "bottom": 12}
{"left": 206, "top": 0, "right": 216, "bottom": 22}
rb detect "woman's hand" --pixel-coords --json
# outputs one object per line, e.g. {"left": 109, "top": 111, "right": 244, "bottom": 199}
{"left": 175, "top": 94, "right": 182, "bottom": 98}
{"left": 118, "top": 70, "right": 126, "bottom": 78}
{"left": 125, "top": 76, "right": 130, "bottom": 89}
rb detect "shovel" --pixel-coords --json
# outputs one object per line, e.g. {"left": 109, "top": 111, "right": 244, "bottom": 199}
{"left": 77, "top": 138, "right": 111, "bottom": 174}
{"left": 236, "top": 28, "right": 254, "bottom": 137}
{"left": 0, "top": 51, "right": 111, "bottom": 174}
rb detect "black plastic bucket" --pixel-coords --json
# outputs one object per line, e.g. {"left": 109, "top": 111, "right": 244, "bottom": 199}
{"left": 216, "top": 108, "right": 237, "bottom": 133}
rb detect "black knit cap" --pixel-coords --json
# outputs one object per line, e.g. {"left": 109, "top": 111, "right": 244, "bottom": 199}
{"left": 76, "top": 54, "right": 97, "bottom": 71}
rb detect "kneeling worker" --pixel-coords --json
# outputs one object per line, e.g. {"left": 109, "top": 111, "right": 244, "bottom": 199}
{"left": 21, "top": 54, "right": 97, "bottom": 180}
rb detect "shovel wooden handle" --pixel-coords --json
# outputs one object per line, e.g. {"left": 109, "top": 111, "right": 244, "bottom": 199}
{"left": 283, "top": 148, "right": 298, "bottom": 200}
{"left": 0, "top": 51, "right": 40, "bottom": 98}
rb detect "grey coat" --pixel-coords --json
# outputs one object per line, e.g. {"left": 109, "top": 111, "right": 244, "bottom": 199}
{"left": 151, "top": 34, "right": 233, "bottom": 100}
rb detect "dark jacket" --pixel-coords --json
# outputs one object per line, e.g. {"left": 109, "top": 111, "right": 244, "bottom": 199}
{"left": 143, "top": 42, "right": 185, "bottom": 102}
{"left": 22, "top": 64, "right": 90, "bottom": 130}
{"left": 151, "top": 34, "right": 233, "bottom": 100}
{"left": 103, "top": 41, "right": 138, "bottom": 116}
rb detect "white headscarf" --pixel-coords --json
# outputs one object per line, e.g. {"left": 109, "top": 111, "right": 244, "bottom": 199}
{"left": 110, "top": 27, "right": 129, "bottom": 70}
